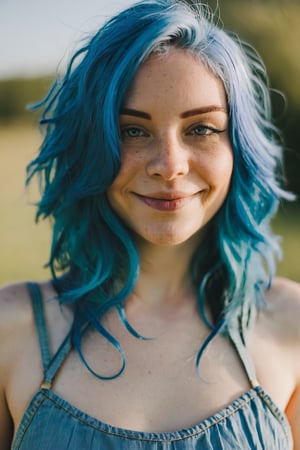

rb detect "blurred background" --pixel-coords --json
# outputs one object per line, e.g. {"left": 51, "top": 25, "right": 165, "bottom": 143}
{"left": 0, "top": 0, "right": 299, "bottom": 284}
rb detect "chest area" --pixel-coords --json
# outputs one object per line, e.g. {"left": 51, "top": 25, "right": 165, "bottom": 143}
{"left": 14, "top": 387, "right": 292, "bottom": 450}
{"left": 51, "top": 330, "right": 252, "bottom": 433}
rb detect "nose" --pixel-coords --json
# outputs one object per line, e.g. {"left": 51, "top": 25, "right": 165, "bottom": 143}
{"left": 146, "top": 135, "right": 189, "bottom": 181}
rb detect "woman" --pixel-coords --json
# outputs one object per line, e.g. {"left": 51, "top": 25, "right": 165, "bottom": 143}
{"left": 0, "top": 0, "right": 299, "bottom": 448}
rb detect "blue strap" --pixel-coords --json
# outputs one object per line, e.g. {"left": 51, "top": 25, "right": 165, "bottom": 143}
{"left": 41, "top": 332, "right": 72, "bottom": 389}
{"left": 227, "top": 324, "right": 259, "bottom": 388}
{"left": 27, "top": 282, "right": 73, "bottom": 389}
{"left": 27, "top": 282, "right": 52, "bottom": 374}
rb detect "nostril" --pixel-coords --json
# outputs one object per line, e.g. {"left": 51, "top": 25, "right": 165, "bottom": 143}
{"left": 146, "top": 144, "right": 189, "bottom": 180}
{"left": 147, "top": 160, "right": 189, "bottom": 180}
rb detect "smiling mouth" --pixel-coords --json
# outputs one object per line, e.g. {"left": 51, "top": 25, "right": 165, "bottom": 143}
{"left": 134, "top": 193, "right": 198, "bottom": 211}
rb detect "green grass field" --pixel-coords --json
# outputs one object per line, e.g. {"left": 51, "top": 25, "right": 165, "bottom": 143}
{"left": 0, "top": 123, "right": 299, "bottom": 285}
{"left": 0, "top": 123, "right": 51, "bottom": 284}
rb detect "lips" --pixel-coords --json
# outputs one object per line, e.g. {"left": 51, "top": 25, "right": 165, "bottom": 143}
{"left": 134, "top": 192, "right": 198, "bottom": 211}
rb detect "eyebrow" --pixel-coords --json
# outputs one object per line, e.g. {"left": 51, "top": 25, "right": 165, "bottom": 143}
{"left": 120, "top": 108, "right": 152, "bottom": 120}
{"left": 180, "top": 106, "right": 227, "bottom": 118}
{"left": 119, "top": 105, "right": 227, "bottom": 120}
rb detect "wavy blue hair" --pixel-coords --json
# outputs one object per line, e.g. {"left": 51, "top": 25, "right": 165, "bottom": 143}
{"left": 27, "top": 0, "right": 293, "bottom": 378}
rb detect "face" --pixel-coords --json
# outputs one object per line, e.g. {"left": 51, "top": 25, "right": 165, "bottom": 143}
{"left": 107, "top": 48, "right": 233, "bottom": 248}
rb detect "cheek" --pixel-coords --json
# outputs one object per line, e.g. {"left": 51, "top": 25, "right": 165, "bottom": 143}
{"left": 216, "top": 152, "right": 234, "bottom": 179}
{"left": 110, "top": 150, "right": 144, "bottom": 189}
{"left": 121, "top": 147, "right": 147, "bottom": 170}
{"left": 196, "top": 148, "right": 233, "bottom": 187}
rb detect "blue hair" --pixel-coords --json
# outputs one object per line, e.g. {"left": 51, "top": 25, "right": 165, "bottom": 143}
{"left": 27, "top": 0, "right": 293, "bottom": 378}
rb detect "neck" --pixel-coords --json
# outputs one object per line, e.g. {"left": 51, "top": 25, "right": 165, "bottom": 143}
{"left": 132, "top": 236, "right": 199, "bottom": 310}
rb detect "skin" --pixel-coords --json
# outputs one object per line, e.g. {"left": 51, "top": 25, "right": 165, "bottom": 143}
{"left": 0, "top": 49, "right": 299, "bottom": 448}
{"left": 108, "top": 49, "right": 232, "bottom": 251}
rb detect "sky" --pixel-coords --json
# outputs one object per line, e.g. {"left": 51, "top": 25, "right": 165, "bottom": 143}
{"left": 0, "top": 0, "right": 135, "bottom": 79}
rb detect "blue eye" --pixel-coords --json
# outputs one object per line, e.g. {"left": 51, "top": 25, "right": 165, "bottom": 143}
{"left": 189, "top": 125, "right": 226, "bottom": 136}
{"left": 192, "top": 125, "right": 211, "bottom": 136}
{"left": 121, "top": 127, "right": 145, "bottom": 138}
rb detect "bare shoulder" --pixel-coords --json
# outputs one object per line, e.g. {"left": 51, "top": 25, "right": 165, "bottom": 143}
{"left": 0, "top": 281, "right": 64, "bottom": 370}
{"left": 0, "top": 282, "right": 32, "bottom": 344}
{"left": 0, "top": 282, "right": 70, "bottom": 399}
{"left": 0, "top": 283, "right": 37, "bottom": 371}
{"left": 0, "top": 283, "right": 34, "bottom": 448}
{"left": 266, "top": 279, "right": 300, "bottom": 450}
{"left": 267, "top": 276, "right": 300, "bottom": 300}
{"left": 0, "top": 281, "right": 71, "bottom": 448}
{"left": 0, "top": 280, "right": 71, "bottom": 352}
{"left": 263, "top": 277, "right": 300, "bottom": 341}
{"left": 0, "top": 281, "right": 47, "bottom": 336}
{"left": 265, "top": 276, "right": 300, "bottom": 307}
{"left": 257, "top": 277, "right": 300, "bottom": 387}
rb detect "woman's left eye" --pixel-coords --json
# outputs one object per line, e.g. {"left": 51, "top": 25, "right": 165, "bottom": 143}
{"left": 188, "top": 125, "right": 224, "bottom": 136}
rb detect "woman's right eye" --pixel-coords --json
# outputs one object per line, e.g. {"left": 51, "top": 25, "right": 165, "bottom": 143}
{"left": 121, "top": 127, "right": 146, "bottom": 138}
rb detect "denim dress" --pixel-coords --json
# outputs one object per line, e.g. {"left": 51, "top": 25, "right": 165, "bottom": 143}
{"left": 12, "top": 283, "right": 293, "bottom": 450}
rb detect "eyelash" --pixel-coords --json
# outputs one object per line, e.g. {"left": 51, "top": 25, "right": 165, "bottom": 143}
{"left": 121, "top": 126, "right": 148, "bottom": 138}
{"left": 120, "top": 124, "right": 227, "bottom": 139}
{"left": 188, "top": 124, "right": 226, "bottom": 136}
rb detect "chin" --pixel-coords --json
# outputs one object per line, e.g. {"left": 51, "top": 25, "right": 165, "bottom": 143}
{"left": 132, "top": 224, "right": 206, "bottom": 248}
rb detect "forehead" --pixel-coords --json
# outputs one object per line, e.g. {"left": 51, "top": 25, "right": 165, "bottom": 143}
{"left": 123, "top": 48, "right": 227, "bottom": 110}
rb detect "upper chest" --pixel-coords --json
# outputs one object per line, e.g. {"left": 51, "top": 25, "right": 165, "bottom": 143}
{"left": 7, "top": 297, "right": 297, "bottom": 435}
{"left": 41, "top": 326, "right": 254, "bottom": 432}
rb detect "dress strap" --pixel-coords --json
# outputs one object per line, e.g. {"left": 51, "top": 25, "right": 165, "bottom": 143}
{"left": 41, "top": 332, "right": 72, "bottom": 389}
{"left": 27, "top": 282, "right": 72, "bottom": 390}
{"left": 27, "top": 282, "right": 52, "bottom": 373}
{"left": 227, "top": 324, "right": 260, "bottom": 389}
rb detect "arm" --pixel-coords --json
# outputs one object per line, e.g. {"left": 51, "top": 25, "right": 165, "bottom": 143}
{"left": 287, "top": 281, "right": 300, "bottom": 450}
{"left": 278, "top": 278, "right": 300, "bottom": 449}
{"left": 0, "top": 291, "right": 14, "bottom": 449}
{"left": 0, "top": 283, "right": 31, "bottom": 449}
{"left": 263, "top": 277, "right": 300, "bottom": 449}
{"left": 286, "top": 387, "right": 300, "bottom": 450}
{"left": 0, "top": 389, "right": 14, "bottom": 449}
